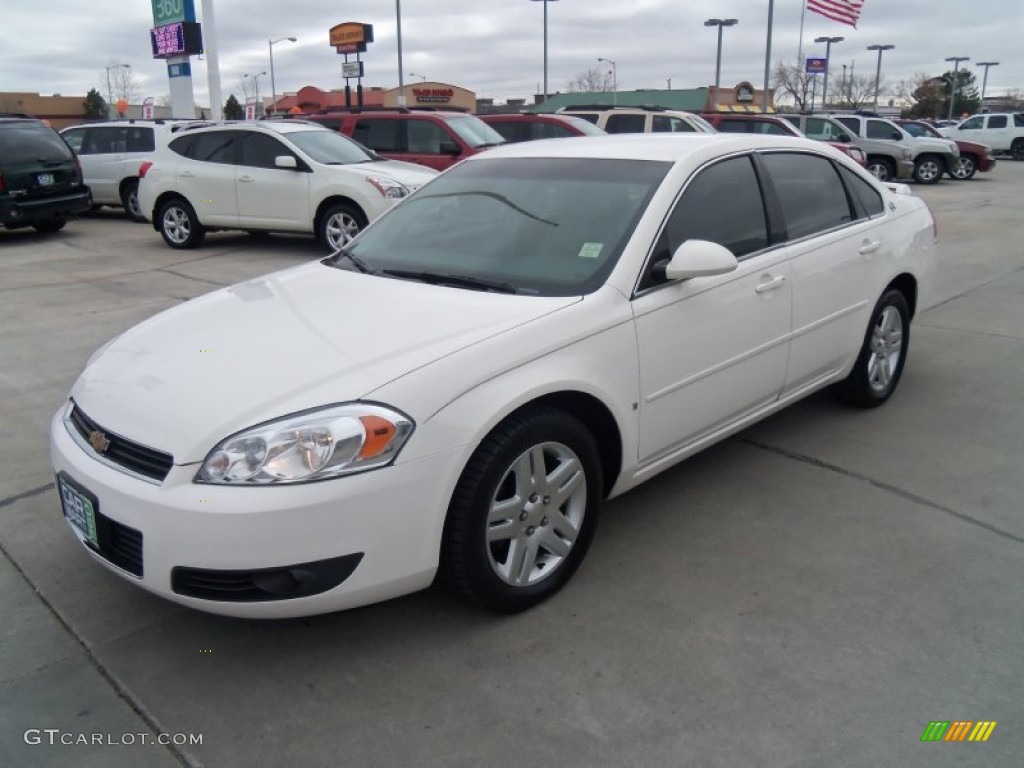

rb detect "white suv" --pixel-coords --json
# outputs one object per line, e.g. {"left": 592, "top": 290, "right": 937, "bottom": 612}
{"left": 138, "top": 121, "right": 438, "bottom": 251}
{"left": 60, "top": 120, "right": 184, "bottom": 221}
{"left": 556, "top": 105, "right": 715, "bottom": 134}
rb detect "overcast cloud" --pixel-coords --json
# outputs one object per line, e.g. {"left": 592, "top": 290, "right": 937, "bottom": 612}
{"left": 1, "top": 0, "right": 1020, "bottom": 108}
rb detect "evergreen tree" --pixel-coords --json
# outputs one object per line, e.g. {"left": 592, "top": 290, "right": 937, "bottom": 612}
{"left": 83, "top": 88, "right": 108, "bottom": 119}
{"left": 224, "top": 94, "right": 244, "bottom": 120}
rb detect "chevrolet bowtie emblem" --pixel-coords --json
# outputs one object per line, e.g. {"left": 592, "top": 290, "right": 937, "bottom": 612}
{"left": 88, "top": 430, "right": 111, "bottom": 454}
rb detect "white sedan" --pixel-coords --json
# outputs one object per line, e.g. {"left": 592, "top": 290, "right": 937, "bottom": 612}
{"left": 51, "top": 134, "right": 937, "bottom": 618}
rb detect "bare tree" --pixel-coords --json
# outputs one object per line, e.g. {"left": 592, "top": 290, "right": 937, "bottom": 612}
{"left": 565, "top": 68, "right": 614, "bottom": 94}
{"left": 102, "top": 63, "right": 141, "bottom": 104}
{"left": 835, "top": 74, "right": 880, "bottom": 110}
{"left": 771, "top": 60, "right": 814, "bottom": 111}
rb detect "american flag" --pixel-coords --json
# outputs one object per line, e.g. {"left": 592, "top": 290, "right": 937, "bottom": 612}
{"left": 807, "top": 0, "right": 865, "bottom": 27}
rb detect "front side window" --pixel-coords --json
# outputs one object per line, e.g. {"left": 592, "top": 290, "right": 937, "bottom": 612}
{"left": 959, "top": 116, "right": 983, "bottom": 130}
{"left": 61, "top": 128, "right": 86, "bottom": 153}
{"left": 866, "top": 120, "right": 901, "bottom": 141}
{"left": 240, "top": 133, "right": 294, "bottom": 169}
{"left": 804, "top": 118, "right": 847, "bottom": 142}
{"left": 762, "top": 152, "right": 852, "bottom": 240}
{"left": 605, "top": 114, "right": 647, "bottom": 134}
{"left": 1014, "top": 114, "right": 1024, "bottom": 128}
{"left": 652, "top": 116, "right": 695, "bottom": 133}
{"left": 407, "top": 119, "right": 449, "bottom": 153}
{"left": 353, "top": 119, "right": 402, "bottom": 152}
{"left": 342, "top": 157, "right": 670, "bottom": 297}
{"left": 835, "top": 117, "right": 859, "bottom": 134}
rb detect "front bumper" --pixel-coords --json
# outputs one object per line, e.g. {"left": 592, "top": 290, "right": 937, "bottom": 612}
{"left": 50, "top": 407, "right": 463, "bottom": 618}
{"left": 1, "top": 188, "right": 92, "bottom": 228}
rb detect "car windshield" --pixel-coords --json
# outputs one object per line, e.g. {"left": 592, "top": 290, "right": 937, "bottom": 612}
{"left": 0, "top": 123, "right": 72, "bottom": 164}
{"left": 338, "top": 157, "right": 670, "bottom": 297}
{"left": 285, "top": 128, "right": 376, "bottom": 164}
{"left": 901, "top": 122, "right": 939, "bottom": 139}
{"left": 687, "top": 113, "right": 718, "bottom": 133}
{"left": 443, "top": 115, "right": 507, "bottom": 148}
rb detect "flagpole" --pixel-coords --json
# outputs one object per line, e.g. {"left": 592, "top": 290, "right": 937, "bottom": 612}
{"left": 797, "top": 0, "right": 807, "bottom": 66}
{"left": 762, "top": 0, "right": 774, "bottom": 112}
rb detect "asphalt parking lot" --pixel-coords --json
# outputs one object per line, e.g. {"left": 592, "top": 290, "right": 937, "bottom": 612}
{"left": 2, "top": 166, "right": 1022, "bottom": 768}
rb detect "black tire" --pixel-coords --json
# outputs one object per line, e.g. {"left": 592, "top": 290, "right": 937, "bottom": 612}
{"left": 32, "top": 216, "right": 66, "bottom": 233}
{"left": 317, "top": 202, "right": 366, "bottom": 253}
{"left": 866, "top": 157, "right": 895, "bottom": 182}
{"left": 950, "top": 153, "right": 977, "bottom": 180}
{"left": 157, "top": 197, "right": 205, "bottom": 249}
{"left": 121, "top": 179, "right": 145, "bottom": 221}
{"left": 913, "top": 154, "right": 943, "bottom": 184}
{"left": 834, "top": 289, "right": 910, "bottom": 408}
{"left": 441, "top": 408, "right": 602, "bottom": 613}
{"left": 1012, "top": 139, "right": 1024, "bottom": 162}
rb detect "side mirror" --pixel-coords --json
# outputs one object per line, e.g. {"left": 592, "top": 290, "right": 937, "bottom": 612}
{"left": 438, "top": 140, "right": 461, "bottom": 156}
{"left": 655, "top": 239, "right": 738, "bottom": 282}
{"left": 275, "top": 155, "right": 298, "bottom": 170}
{"left": 837, "top": 133, "right": 851, "bottom": 143}
{"left": 891, "top": 131, "right": 903, "bottom": 141}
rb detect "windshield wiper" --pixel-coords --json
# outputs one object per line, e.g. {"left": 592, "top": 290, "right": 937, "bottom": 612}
{"left": 326, "top": 247, "right": 373, "bottom": 274}
{"left": 379, "top": 269, "right": 519, "bottom": 294}
{"left": 414, "top": 190, "right": 557, "bottom": 227}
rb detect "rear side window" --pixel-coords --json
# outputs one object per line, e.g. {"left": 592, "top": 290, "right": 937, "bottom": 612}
{"left": 652, "top": 116, "right": 695, "bottom": 133}
{"left": 762, "top": 153, "right": 852, "bottom": 240}
{"left": 839, "top": 166, "right": 884, "bottom": 218}
{"left": 657, "top": 155, "right": 769, "bottom": 260}
{"left": 605, "top": 114, "right": 646, "bottom": 133}
{"left": 488, "top": 121, "right": 529, "bottom": 142}
{"left": 84, "top": 127, "right": 128, "bottom": 154}
{"left": 353, "top": 119, "right": 402, "bottom": 152}
{"left": 715, "top": 120, "right": 748, "bottom": 133}
{"left": 126, "top": 127, "right": 155, "bottom": 152}
{"left": 186, "top": 131, "right": 241, "bottom": 164}
{"left": 987, "top": 115, "right": 1007, "bottom": 129}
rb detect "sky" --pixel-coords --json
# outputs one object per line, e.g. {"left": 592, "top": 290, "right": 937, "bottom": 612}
{"left": 0, "top": 0, "right": 1020, "bottom": 109}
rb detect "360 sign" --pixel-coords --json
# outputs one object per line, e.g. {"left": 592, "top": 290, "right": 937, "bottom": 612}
{"left": 151, "top": 0, "right": 196, "bottom": 26}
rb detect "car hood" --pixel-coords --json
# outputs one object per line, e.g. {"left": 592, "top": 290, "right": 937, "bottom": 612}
{"left": 335, "top": 158, "right": 437, "bottom": 188}
{"left": 907, "top": 136, "right": 959, "bottom": 155}
{"left": 71, "top": 263, "right": 578, "bottom": 463}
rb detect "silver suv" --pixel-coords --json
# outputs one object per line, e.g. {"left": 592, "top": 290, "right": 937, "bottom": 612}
{"left": 831, "top": 114, "right": 960, "bottom": 185}
{"left": 781, "top": 114, "right": 914, "bottom": 183}
{"left": 60, "top": 120, "right": 185, "bottom": 221}
{"left": 557, "top": 105, "right": 715, "bottom": 134}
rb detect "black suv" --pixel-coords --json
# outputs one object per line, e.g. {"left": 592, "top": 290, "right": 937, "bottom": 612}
{"left": 1, "top": 115, "right": 92, "bottom": 233}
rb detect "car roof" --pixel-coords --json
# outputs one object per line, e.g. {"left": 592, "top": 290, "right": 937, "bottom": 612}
{"left": 464, "top": 132, "right": 826, "bottom": 163}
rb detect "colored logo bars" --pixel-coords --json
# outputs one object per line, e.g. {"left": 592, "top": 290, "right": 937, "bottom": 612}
{"left": 920, "top": 721, "right": 997, "bottom": 742}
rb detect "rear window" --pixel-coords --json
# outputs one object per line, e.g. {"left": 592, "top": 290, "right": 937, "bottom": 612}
{"left": 0, "top": 122, "right": 73, "bottom": 164}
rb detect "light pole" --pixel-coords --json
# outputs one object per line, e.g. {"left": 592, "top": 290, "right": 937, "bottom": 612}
{"left": 867, "top": 44, "right": 894, "bottom": 111}
{"left": 976, "top": 61, "right": 999, "bottom": 105}
{"left": 409, "top": 72, "right": 427, "bottom": 82}
{"left": 396, "top": 0, "right": 405, "bottom": 108}
{"left": 597, "top": 57, "right": 617, "bottom": 105}
{"left": 945, "top": 56, "right": 970, "bottom": 121}
{"left": 530, "top": 0, "right": 560, "bottom": 104}
{"left": 704, "top": 18, "right": 738, "bottom": 111}
{"left": 104, "top": 63, "right": 129, "bottom": 119}
{"left": 243, "top": 72, "right": 267, "bottom": 115}
{"left": 814, "top": 36, "right": 844, "bottom": 110}
{"left": 268, "top": 36, "right": 297, "bottom": 116}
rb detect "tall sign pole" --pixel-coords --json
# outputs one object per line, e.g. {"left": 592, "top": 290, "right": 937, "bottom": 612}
{"left": 200, "top": 0, "right": 223, "bottom": 118}
{"left": 150, "top": 0, "right": 202, "bottom": 118}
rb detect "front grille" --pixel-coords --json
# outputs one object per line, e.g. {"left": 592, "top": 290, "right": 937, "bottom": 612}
{"left": 69, "top": 402, "right": 174, "bottom": 482}
{"left": 172, "top": 553, "right": 363, "bottom": 602}
{"left": 85, "top": 509, "right": 144, "bottom": 578}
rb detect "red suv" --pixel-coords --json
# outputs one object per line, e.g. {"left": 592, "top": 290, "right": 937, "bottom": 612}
{"left": 479, "top": 113, "right": 606, "bottom": 142}
{"left": 300, "top": 110, "right": 506, "bottom": 171}
{"left": 700, "top": 112, "right": 867, "bottom": 166}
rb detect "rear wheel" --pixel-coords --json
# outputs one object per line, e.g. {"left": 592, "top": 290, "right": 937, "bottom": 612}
{"left": 32, "top": 216, "right": 66, "bottom": 233}
{"left": 158, "top": 198, "right": 205, "bottom": 249}
{"left": 913, "top": 154, "right": 943, "bottom": 184}
{"left": 121, "top": 179, "right": 145, "bottom": 221}
{"left": 834, "top": 289, "right": 910, "bottom": 407}
{"left": 950, "top": 154, "right": 977, "bottom": 180}
{"left": 866, "top": 157, "right": 895, "bottom": 182}
{"left": 441, "top": 408, "right": 602, "bottom": 613}
{"left": 1012, "top": 139, "right": 1024, "bottom": 161}
{"left": 318, "top": 202, "right": 366, "bottom": 253}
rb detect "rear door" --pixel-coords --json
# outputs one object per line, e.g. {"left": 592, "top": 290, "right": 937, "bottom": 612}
{"left": 175, "top": 131, "right": 242, "bottom": 226}
{"left": 78, "top": 126, "right": 128, "bottom": 204}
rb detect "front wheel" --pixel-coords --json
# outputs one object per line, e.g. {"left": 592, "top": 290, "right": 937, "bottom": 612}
{"left": 158, "top": 198, "right": 205, "bottom": 249}
{"left": 318, "top": 202, "right": 366, "bottom": 253}
{"left": 913, "top": 155, "right": 943, "bottom": 184}
{"left": 950, "top": 154, "right": 977, "bottom": 180}
{"left": 32, "top": 216, "right": 66, "bottom": 233}
{"left": 866, "top": 157, "right": 895, "bottom": 182}
{"left": 834, "top": 289, "right": 910, "bottom": 407}
{"left": 1011, "top": 139, "right": 1024, "bottom": 162}
{"left": 441, "top": 408, "right": 602, "bottom": 613}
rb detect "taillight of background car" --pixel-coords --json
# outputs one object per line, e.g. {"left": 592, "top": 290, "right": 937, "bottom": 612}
{"left": 139, "top": 161, "right": 153, "bottom": 179}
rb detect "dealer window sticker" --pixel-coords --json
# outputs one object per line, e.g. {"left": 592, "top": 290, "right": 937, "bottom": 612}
{"left": 578, "top": 242, "right": 604, "bottom": 259}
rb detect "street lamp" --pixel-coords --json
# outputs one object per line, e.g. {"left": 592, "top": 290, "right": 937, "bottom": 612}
{"left": 867, "top": 44, "right": 894, "bottom": 111}
{"left": 268, "top": 36, "right": 297, "bottom": 116}
{"left": 944, "top": 56, "right": 970, "bottom": 121}
{"left": 597, "top": 57, "right": 617, "bottom": 105}
{"left": 409, "top": 72, "right": 427, "bottom": 82}
{"left": 976, "top": 61, "right": 999, "bottom": 104}
{"left": 814, "top": 36, "right": 844, "bottom": 110}
{"left": 243, "top": 72, "right": 267, "bottom": 115}
{"left": 704, "top": 18, "right": 738, "bottom": 111}
{"left": 104, "top": 63, "right": 130, "bottom": 119}
{"left": 530, "top": 0, "right": 561, "bottom": 104}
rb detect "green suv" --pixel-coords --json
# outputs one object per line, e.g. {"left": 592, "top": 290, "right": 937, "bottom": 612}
{"left": 1, "top": 115, "right": 92, "bottom": 233}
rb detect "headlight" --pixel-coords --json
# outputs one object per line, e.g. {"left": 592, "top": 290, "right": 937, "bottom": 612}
{"left": 196, "top": 403, "right": 414, "bottom": 485}
{"left": 365, "top": 175, "right": 410, "bottom": 199}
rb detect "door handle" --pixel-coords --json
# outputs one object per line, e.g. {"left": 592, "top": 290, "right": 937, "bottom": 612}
{"left": 755, "top": 275, "right": 786, "bottom": 294}
{"left": 180, "top": 171, "right": 194, "bottom": 178}
{"left": 859, "top": 239, "right": 881, "bottom": 255}
{"left": 238, "top": 175, "right": 254, "bottom": 183}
